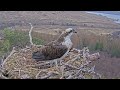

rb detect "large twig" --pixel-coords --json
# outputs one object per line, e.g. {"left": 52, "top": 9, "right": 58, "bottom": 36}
{"left": 28, "top": 23, "right": 42, "bottom": 47}
{"left": 1, "top": 47, "right": 16, "bottom": 68}
{"left": 29, "top": 23, "right": 34, "bottom": 46}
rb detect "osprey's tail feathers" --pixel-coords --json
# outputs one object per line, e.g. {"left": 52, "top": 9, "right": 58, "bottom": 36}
{"left": 32, "top": 51, "right": 46, "bottom": 61}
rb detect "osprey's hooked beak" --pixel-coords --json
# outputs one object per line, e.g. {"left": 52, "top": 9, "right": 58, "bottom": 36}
{"left": 73, "top": 29, "right": 77, "bottom": 33}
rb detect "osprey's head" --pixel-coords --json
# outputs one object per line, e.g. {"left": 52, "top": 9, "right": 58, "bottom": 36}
{"left": 57, "top": 28, "right": 77, "bottom": 43}
{"left": 60, "top": 28, "right": 77, "bottom": 48}
{"left": 61, "top": 28, "right": 77, "bottom": 38}
{"left": 64, "top": 28, "right": 77, "bottom": 34}
{"left": 65, "top": 28, "right": 77, "bottom": 38}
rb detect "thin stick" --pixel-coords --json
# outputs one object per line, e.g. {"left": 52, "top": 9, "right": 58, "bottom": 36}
{"left": 66, "top": 54, "right": 81, "bottom": 64}
{"left": 35, "top": 70, "right": 46, "bottom": 79}
{"left": 18, "top": 69, "right": 21, "bottom": 78}
{"left": 88, "top": 65, "right": 95, "bottom": 73}
{"left": 60, "top": 66, "right": 65, "bottom": 79}
{"left": 63, "top": 63, "right": 79, "bottom": 70}
{"left": 40, "top": 72, "right": 53, "bottom": 79}
{"left": 66, "top": 75, "right": 73, "bottom": 79}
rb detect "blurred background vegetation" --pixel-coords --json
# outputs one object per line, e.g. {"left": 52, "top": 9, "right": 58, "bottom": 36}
{"left": 75, "top": 30, "right": 120, "bottom": 58}
{"left": 0, "top": 28, "right": 120, "bottom": 58}
{"left": 0, "top": 28, "right": 44, "bottom": 57}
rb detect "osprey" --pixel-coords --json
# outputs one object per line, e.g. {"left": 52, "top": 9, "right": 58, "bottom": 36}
{"left": 32, "top": 28, "right": 77, "bottom": 61}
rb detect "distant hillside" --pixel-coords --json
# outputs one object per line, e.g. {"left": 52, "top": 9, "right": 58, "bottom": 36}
{"left": 0, "top": 11, "right": 120, "bottom": 30}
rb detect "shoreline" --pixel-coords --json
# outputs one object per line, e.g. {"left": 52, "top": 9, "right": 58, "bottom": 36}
{"left": 86, "top": 11, "right": 120, "bottom": 24}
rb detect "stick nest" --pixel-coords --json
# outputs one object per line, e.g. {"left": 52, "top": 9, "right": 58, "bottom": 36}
{"left": 0, "top": 46, "right": 101, "bottom": 79}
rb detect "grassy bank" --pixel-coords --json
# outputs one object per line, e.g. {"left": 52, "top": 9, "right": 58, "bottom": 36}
{"left": 76, "top": 30, "right": 120, "bottom": 58}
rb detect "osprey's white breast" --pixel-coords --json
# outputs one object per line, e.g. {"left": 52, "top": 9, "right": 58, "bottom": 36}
{"left": 62, "top": 35, "right": 73, "bottom": 49}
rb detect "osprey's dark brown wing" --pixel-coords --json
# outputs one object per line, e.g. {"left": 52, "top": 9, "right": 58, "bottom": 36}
{"left": 45, "top": 40, "right": 60, "bottom": 46}
{"left": 32, "top": 45, "right": 68, "bottom": 61}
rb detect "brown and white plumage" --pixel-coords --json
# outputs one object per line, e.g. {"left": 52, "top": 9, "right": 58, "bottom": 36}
{"left": 32, "top": 28, "right": 77, "bottom": 61}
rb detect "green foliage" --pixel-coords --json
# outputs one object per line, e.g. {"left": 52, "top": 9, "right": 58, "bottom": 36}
{"left": 2, "top": 40, "right": 10, "bottom": 52}
{"left": 95, "top": 42, "right": 103, "bottom": 51}
{"left": 0, "top": 28, "right": 44, "bottom": 57}
{"left": 3, "top": 28, "right": 30, "bottom": 48}
{"left": 33, "top": 37, "right": 44, "bottom": 45}
{"left": 81, "top": 38, "right": 88, "bottom": 48}
{"left": 110, "top": 47, "right": 120, "bottom": 58}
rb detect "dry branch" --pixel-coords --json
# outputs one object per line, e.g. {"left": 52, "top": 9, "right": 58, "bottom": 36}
{"left": 1, "top": 47, "right": 16, "bottom": 68}
{"left": 29, "top": 23, "right": 34, "bottom": 46}
{"left": 28, "top": 23, "right": 42, "bottom": 47}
